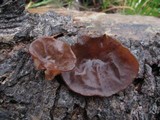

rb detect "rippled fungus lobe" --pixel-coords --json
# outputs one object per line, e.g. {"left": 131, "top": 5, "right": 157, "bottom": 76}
{"left": 29, "top": 37, "right": 77, "bottom": 80}
{"left": 62, "top": 34, "right": 139, "bottom": 97}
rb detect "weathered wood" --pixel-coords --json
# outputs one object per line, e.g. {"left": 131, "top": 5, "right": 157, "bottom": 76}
{"left": 0, "top": 1, "right": 160, "bottom": 120}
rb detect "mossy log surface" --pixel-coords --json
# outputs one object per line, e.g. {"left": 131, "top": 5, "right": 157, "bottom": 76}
{"left": 0, "top": 1, "right": 160, "bottom": 120}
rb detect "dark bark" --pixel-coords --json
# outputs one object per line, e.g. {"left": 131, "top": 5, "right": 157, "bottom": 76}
{"left": 0, "top": 1, "right": 160, "bottom": 120}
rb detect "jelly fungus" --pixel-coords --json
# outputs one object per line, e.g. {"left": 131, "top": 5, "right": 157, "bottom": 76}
{"left": 62, "top": 35, "right": 139, "bottom": 97}
{"left": 29, "top": 37, "right": 77, "bottom": 80}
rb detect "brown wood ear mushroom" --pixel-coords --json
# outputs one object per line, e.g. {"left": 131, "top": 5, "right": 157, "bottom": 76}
{"left": 29, "top": 37, "right": 77, "bottom": 80}
{"left": 62, "top": 34, "right": 139, "bottom": 97}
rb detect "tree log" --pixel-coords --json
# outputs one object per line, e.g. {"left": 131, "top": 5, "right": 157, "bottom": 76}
{"left": 0, "top": 1, "right": 160, "bottom": 120}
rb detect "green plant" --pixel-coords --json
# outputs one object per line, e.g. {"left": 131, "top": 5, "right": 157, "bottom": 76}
{"left": 122, "top": 0, "right": 160, "bottom": 17}
{"left": 26, "top": 0, "right": 160, "bottom": 17}
{"left": 28, "top": 0, "right": 53, "bottom": 8}
{"left": 101, "top": 0, "right": 160, "bottom": 17}
{"left": 27, "top": 0, "right": 74, "bottom": 8}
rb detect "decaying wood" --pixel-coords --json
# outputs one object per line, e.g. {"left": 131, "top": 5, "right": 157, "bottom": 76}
{"left": 0, "top": 1, "right": 160, "bottom": 120}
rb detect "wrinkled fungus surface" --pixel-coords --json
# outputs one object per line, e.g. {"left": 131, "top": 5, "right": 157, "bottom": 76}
{"left": 62, "top": 35, "right": 139, "bottom": 97}
{"left": 29, "top": 37, "right": 77, "bottom": 80}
